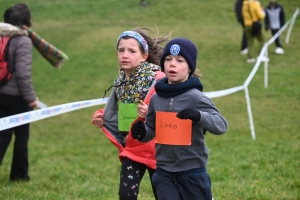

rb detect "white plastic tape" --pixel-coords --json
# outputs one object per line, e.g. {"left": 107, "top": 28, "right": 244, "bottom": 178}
{"left": 0, "top": 86, "right": 245, "bottom": 132}
{"left": 0, "top": 98, "right": 108, "bottom": 131}
{"left": 204, "top": 86, "right": 244, "bottom": 98}
{"left": 37, "top": 100, "right": 48, "bottom": 108}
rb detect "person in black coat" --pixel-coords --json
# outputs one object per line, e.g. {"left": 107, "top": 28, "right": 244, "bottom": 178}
{"left": 265, "top": 0, "right": 285, "bottom": 54}
{"left": 235, "top": 0, "right": 248, "bottom": 54}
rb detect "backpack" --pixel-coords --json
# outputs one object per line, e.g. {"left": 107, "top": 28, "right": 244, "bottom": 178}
{"left": 0, "top": 36, "right": 12, "bottom": 87}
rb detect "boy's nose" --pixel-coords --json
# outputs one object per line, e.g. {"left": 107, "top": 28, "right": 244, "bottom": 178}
{"left": 170, "top": 58, "right": 177, "bottom": 66}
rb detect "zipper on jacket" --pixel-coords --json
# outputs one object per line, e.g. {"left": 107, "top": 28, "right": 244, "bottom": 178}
{"left": 169, "top": 97, "right": 173, "bottom": 111}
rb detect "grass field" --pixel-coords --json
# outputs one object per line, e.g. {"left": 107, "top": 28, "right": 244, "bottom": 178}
{"left": 0, "top": 0, "right": 299, "bottom": 199}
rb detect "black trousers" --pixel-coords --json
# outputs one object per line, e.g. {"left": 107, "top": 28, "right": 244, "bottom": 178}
{"left": 271, "top": 29, "right": 283, "bottom": 48}
{"left": 0, "top": 93, "right": 31, "bottom": 181}
{"left": 119, "top": 157, "right": 158, "bottom": 200}
{"left": 239, "top": 22, "right": 248, "bottom": 50}
{"left": 152, "top": 168, "right": 212, "bottom": 200}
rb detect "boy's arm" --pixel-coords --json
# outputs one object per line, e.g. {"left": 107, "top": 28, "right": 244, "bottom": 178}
{"left": 197, "top": 95, "right": 228, "bottom": 135}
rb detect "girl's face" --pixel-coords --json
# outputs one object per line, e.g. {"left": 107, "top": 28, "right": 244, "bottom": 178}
{"left": 163, "top": 55, "right": 190, "bottom": 84}
{"left": 117, "top": 38, "right": 148, "bottom": 77}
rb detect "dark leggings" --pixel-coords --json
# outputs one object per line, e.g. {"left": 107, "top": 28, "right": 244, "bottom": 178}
{"left": 0, "top": 94, "right": 31, "bottom": 181}
{"left": 239, "top": 22, "right": 248, "bottom": 50}
{"left": 119, "top": 157, "right": 157, "bottom": 200}
{"left": 271, "top": 29, "right": 282, "bottom": 48}
{"left": 152, "top": 168, "right": 212, "bottom": 200}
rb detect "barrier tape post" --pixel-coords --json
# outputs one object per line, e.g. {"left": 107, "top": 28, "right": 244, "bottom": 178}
{"left": 286, "top": 7, "right": 299, "bottom": 43}
{"left": 244, "top": 86, "right": 256, "bottom": 140}
{"left": 264, "top": 47, "right": 269, "bottom": 88}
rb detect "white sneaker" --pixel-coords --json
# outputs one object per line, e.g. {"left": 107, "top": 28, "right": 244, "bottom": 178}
{"left": 275, "top": 47, "right": 284, "bottom": 55}
{"left": 257, "top": 56, "right": 270, "bottom": 62}
{"left": 247, "top": 58, "right": 256, "bottom": 63}
{"left": 240, "top": 48, "right": 248, "bottom": 55}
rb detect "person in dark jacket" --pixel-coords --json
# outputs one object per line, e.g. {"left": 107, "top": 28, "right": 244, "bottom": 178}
{"left": 265, "top": 0, "right": 285, "bottom": 54}
{"left": 131, "top": 38, "right": 228, "bottom": 200}
{"left": 0, "top": 3, "right": 38, "bottom": 182}
{"left": 235, "top": 0, "right": 248, "bottom": 54}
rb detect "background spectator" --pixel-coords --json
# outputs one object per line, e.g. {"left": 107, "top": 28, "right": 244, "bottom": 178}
{"left": 242, "top": 0, "right": 266, "bottom": 63}
{"left": 0, "top": 3, "right": 38, "bottom": 182}
{"left": 265, "top": 0, "right": 285, "bottom": 54}
{"left": 235, "top": 0, "right": 248, "bottom": 54}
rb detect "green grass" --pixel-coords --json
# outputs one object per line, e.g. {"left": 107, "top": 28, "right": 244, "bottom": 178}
{"left": 0, "top": 0, "right": 300, "bottom": 199}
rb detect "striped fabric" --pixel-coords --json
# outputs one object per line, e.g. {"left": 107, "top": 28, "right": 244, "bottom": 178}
{"left": 21, "top": 25, "right": 69, "bottom": 69}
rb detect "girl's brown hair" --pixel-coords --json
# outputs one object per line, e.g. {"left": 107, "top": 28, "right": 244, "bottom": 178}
{"left": 131, "top": 27, "right": 171, "bottom": 66}
{"left": 4, "top": 3, "right": 31, "bottom": 27}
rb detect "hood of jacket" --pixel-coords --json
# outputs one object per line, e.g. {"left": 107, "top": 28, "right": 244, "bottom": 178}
{"left": 0, "top": 22, "right": 27, "bottom": 37}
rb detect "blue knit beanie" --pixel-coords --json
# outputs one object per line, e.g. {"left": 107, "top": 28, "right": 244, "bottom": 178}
{"left": 160, "top": 38, "right": 198, "bottom": 76}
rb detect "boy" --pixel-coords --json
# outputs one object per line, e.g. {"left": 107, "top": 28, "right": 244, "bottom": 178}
{"left": 131, "top": 38, "right": 228, "bottom": 200}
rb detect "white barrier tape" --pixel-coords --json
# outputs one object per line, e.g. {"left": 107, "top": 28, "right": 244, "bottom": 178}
{"left": 37, "top": 100, "right": 47, "bottom": 109}
{"left": 0, "top": 98, "right": 108, "bottom": 131}
{"left": 203, "top": 86, "right": 244, "bottom": 99}
{"left": 0, "top": 86, "right": 244, "bottom": 131}
{"left": 286, "top": 7, "right": 299, "bottom": 43}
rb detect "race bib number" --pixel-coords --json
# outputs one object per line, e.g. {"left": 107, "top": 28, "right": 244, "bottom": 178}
{"left": 155, "top": 111, "right": 192, "bottom": 145}
{"left": 118, "top": 103, "right": 138, "bottom": 132}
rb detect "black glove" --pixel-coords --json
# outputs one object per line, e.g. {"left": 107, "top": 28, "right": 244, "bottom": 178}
{"left": 131, "top": 120, "right": 146, "bottom": 140}
{"left": 176, "top": 108, "right": 201, "bottom": 122}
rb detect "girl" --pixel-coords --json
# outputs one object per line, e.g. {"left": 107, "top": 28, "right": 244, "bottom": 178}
{"left": 92, "top": 28, "right": 170, "bottom": 200}
{"left": 131, "top": 38, "right": 228, "bottom": 200}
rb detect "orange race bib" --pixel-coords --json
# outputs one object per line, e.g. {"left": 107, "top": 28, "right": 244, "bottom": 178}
{"left": 155, "top": 111, "right": 192, "bottom": 145}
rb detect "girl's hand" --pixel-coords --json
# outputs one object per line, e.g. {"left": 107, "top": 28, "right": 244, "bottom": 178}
{"left": 137, "top": 100, "right": 148, "bottom": 119}
{"left": 93, "top": 113, "right": 104, "bottom": 128}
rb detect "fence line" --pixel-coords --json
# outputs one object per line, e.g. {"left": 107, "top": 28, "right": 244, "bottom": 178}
{"left": 243, "top": 7, "right": 299, "bottom": 139}
{"left": 1, "top": 8, "right": 299, "bottom": 139}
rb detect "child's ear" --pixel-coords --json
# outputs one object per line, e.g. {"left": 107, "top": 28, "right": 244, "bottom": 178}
{"left": 141, "top": 53, "right": 149, "bottom": 62}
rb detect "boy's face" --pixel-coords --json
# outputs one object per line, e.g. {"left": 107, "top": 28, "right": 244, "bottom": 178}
{"left": 163, "top": 55, "right": 190, "bottom": 84}
{"left": 117, "top": 38, "right": 148, "bottom": 76}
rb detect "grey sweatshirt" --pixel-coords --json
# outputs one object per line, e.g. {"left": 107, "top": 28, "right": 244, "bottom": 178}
{"left": 142, "top": 88, "right": 228, "bottom": 172}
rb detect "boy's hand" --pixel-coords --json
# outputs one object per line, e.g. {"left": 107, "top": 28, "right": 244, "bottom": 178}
{"left": 131, "top": 120, "right": 146, "bottom": 140}
{"left": 137, "top": 100, "right": 148, "bottom": 119}
{"left": 176, "top": 108, "right": 201, "bottom": 122}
